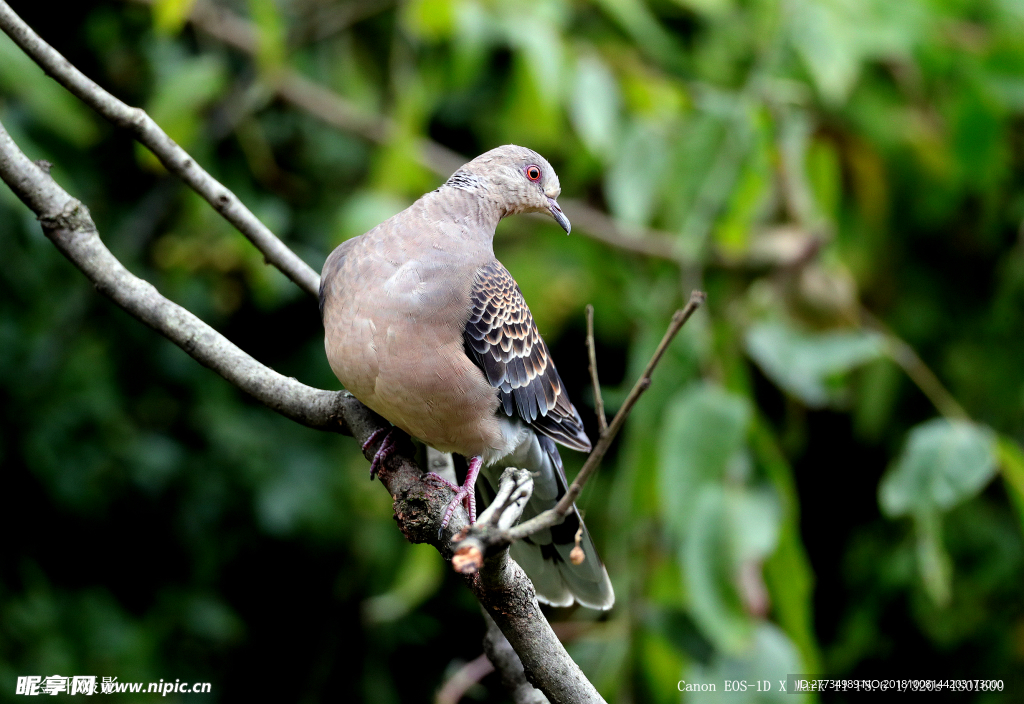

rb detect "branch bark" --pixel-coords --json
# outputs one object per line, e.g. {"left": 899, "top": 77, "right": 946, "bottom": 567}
{"left": 482, "top": 610, "right": 550, "bottom": 704}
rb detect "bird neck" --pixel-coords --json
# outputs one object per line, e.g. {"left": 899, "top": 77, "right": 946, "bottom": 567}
{"left": 431, "top": 181, "right": 505, "bottom": 233}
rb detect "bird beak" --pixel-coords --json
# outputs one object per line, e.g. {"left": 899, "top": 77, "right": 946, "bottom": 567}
{"left": 548, "top": 198, "right": 571, "bottom": 234}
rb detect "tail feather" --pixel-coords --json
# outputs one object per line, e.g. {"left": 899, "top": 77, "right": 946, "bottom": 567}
{"left": 478, "top": 430, "right": 614, "bottom": 610}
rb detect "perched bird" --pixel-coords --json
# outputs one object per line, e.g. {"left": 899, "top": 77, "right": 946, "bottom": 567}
{"left": 320, "top": 145, "right": 613, "bottom": 609}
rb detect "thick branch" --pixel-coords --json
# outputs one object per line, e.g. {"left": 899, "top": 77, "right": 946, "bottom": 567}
{"left": 0, "top": 0, "right": 321, "bottom": 298}
{"left": 482, "top": 610, "right": 550, "bottom": 704}
{"left": 471, "top": 548, "right": 603, "bottom": 703}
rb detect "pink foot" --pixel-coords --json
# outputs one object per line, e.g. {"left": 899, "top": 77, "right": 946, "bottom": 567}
{"left": 428, "top": 456, "right": 483, "bottom": 538}
{"left": 362, "top": 428, "right": 397, "bottom": 480}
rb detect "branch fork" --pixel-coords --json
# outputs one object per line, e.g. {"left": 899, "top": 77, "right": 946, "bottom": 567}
{"left": 452, "top": 467, "right": 535, "bottom": 574}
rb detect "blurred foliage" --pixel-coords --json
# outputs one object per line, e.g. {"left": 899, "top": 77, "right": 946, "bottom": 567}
{"left": 1, "top": 0, "right": 1024, "bottom": 701}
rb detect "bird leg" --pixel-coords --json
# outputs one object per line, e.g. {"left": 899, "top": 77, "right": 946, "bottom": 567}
{"left": 362, "top": 427, "right": 397, "bottom": 480}
{"left": 429, "top": 455, "right": 483, "bottom": 536}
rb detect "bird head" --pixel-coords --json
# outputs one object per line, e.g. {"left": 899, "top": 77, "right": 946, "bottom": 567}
{"left": 446, "top": 145, "right": 571, "bottom": 234}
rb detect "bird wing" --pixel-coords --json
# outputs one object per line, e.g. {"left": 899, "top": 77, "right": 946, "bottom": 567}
{"left": 463, "top": 260, "right": 592, "bottom": 453}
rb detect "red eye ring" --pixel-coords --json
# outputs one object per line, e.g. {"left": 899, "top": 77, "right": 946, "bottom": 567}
{"left": 526, "top": 164, "right": 542, "bottom": 181}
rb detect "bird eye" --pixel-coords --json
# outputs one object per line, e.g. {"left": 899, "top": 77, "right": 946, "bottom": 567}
{"left": 526, "top": 165, "right": 542, "bottom": 181}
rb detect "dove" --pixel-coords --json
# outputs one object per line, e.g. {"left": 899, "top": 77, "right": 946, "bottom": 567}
{"left": 319, "top": 145, "right": 613, "bottom": 609}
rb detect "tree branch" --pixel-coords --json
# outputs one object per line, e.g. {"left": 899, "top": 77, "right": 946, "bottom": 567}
{"left": 482, "top": 610, "right": 550, "bottom": 704}
{"left": 452, "top": 468, "right": 534, "bottom": 573}
{"left": 434, "top": 653, "right": 495, "bottom": 704}
{"left": 585, "top": 304, "right": 608, "bottom": 435}
{"left": 859, "top": 308, "right": 969, "bottom": 421}
{"left": 0, "top": 0, "right": 321, "bottom": 298}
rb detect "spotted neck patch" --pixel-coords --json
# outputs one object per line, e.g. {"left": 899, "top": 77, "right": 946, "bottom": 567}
{"left": 443, "top": 169, "right": 485, "bottom": 191}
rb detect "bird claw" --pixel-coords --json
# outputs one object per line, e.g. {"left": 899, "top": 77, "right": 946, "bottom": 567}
{"left": 430, "top": 456, "right": 483, "bottom": 539}
{"left": 363, "top": 428, "right": 397, "bottom": 480}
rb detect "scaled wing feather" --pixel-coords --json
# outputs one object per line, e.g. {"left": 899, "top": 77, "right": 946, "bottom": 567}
{"left": 464, "top": 261, "right": 592, "bottom": 453}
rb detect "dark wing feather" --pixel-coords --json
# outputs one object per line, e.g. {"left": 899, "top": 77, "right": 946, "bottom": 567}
{"left": 464, "top": 261, "right": 592, "bottom": 453}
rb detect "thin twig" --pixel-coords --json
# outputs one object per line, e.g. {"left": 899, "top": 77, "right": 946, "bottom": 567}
{"left": 585, "top": 304, "right": 608, "bottom": 435}
{"left": 527, "top": 290, "right": 706, "bottom": 527}
{"left": 885, "top": 336, "right": 968, "bottom": 420}
{"left": 481, "top": 610, "right": 550, "bottom": 704}
{"left": 434, "top": 653, "right": 495, "bottom": 704}
{"left": 860, "top": 307, "right": 969, "bottom": 420}
{"left": 0, "top": 0, "right": 321, "bottom": 298}
{"left": 477, "top": 469, "right": 535, "bottom": 530}
{"left": 558, "top": 199, "right": 686, "bottom": 263}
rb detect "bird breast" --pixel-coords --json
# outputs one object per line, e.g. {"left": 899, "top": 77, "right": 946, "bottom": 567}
{"left": 322, "top": 229, "right": 507, "bottom": 458}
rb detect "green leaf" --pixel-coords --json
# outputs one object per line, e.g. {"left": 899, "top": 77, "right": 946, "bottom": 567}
{"left": 677, "top": 477, "right": 780, "bottom": 655}
{"left": 570, "top": 53, "right": 621, "bottom": 158}
{"left": 853, "top": 357, "right": 901, "bottom": 442}
{"left": 605, "top": 120, "right": 670, "bottom": 227}
{"left": 913, "top": 508, "right": 951, "bottom": 607}
{"left": 248, "top": 0, "right": 286, "bottom": 75}
{"left": 995, "top": 436, "right": 1024, "bottom": 534}
{"left": 879, "top": 418, "right": 998, "bottom": 517}
{"left": 713, "top": 117, "right": 772, "bottom": 259}
{"left": 788, "top": 0, "right": 924, "bottom": 105}
{"left": 0, "top": 34, "right": 98, "bottom": 146}
{"left": 683, "top": 485, "right": 753, "bottom": 653}
{"left": 143, "top": 54, "right": 227, "bottom": 160}
{"left": 402, "top": 0, "right": 457, "bottom": 41}
{"left": 152, "top": 0, "right": 199, "bottom": 35}
{"left": 788, "top": 0, "right": 864, "bottom": 105}
{"left": 752, "top": 419, "right": 822, "bottom": 674}
{"left": 745, "top": 320, "right": 884, "bottom": 407}
{"left": 592, "top": 0, "right": 681, "bottom": 69}
{"left": 669, "top": 0, "right": 733, "bottom": 17}
{"left": 684, "top": 622, "right": 807, "bottom": 702}
{"left": 659, "top": 383, "right": 751, "bottom": 538}
{"left": 361, "top": 543, "right": 444, "bottom": 623}
{"left": 333, "top": 191, "right": 411, "bottom": 244}
{"left": 505, "top": 11, "right": 565, "bottom": 108}
{"left": 726, "top": 487, "right": 780, "bottom": 563}
{"left": 638, "top": 630, "right": 686, "bottom": 704}
{"left": 806, "top": 136, "right": 842, "bottom": 224}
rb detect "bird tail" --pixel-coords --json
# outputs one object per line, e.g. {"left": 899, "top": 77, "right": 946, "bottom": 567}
{"left": 479, "top": 431, "right": 614, "bottom": 610}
